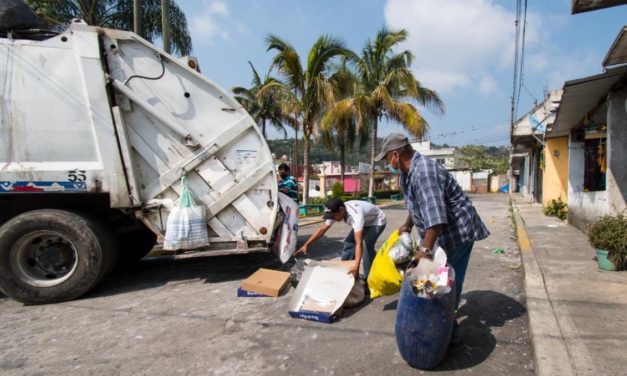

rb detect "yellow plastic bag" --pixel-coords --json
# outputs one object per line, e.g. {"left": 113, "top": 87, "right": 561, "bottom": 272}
{"left": 367, "top": 230, "right": 403, "bottom": 298}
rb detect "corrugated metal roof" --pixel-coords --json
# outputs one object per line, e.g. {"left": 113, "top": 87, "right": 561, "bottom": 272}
{"left": 548, "top": 65, "right": 627, "bottom": 138}
{"left": 571, "top": 0, "right": 627, "bottom": 14}
{"left": 603, "top": 26, "right": 627, "bottom": 67}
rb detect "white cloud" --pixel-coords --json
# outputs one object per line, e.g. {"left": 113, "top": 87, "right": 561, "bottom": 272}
{"left": 384, "top": 0, "right": 517, "bottom": 94}
{"left": 478, "top": 74, "right": 498, "bottom": 95}
{"left": 208, "top": 0, "right": 229, "bottom": 16}
{"left": 189, "top": 1, "right": 231, "bottom": 45}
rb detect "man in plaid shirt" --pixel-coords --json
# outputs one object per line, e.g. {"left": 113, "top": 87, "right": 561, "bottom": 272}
{"left": 375, "top": 133, "right": 490, "bottom": 342}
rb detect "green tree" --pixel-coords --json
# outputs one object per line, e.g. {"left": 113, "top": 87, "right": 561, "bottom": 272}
{"left": 26, "top": 0, "right": 192, "bottom": 55}
{"left": 232, "top": 62, "right": 297, "bottom": 140}
{"left": 457, "top": 145, "right": 509, "bottom": 173}
{"left": 321, "top": 64, "right": 366, "bottom": 187}
{"left": 264, "top": 34, "right": 353, "bottom": 204}
{"left": 324, "top": 28, "right": 444, "bottom": 196}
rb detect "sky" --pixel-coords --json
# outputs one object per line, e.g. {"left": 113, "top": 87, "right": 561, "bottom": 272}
{"left": 175, "top": 0, "right": 627, "bottom": 146}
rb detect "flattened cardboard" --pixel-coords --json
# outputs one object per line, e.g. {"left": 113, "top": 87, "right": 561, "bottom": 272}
{"left": 241, "top": 268, "right": 290, "bottom": 297}
{"left": 319, "top": 259, "right": 355, "bottom": 269}
{"left": 288, "top": 264, "right": 355, "bottom": 324}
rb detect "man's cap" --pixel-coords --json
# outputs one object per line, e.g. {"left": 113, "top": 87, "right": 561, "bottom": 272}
{"left": 322, "top": 198, "right": 345, "bottom": 220}
{"left": 374, "top": 133, "right": 410, "bottom": 162}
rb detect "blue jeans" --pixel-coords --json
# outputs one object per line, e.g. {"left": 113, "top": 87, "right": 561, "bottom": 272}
{"left": 340, "top": 224, "right": 387, "bottom": 280}
{"left": 447, "top": 241, "right": 474, "bottom": 309}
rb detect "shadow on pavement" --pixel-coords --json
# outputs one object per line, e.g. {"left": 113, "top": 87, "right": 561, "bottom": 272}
{"left": 434, "top": 290, "right": 526, "bottom": 371}
{"left": 85, "top": 238, "right": 347, "bottom": 299}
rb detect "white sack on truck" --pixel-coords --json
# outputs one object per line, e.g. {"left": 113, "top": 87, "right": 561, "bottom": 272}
{"left": 163, "top": 177, "right": 210, "bottom": 250}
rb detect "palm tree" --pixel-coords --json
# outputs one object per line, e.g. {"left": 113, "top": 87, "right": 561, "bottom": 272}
{"left": 26, "top": 0, "right": 192, "bottom": 55}
{"left": 325, "top": 28, "right": 445, "bottom": 196}
{"left": 232, "top": 62, "right": 297, "bottom": 139}
{"left": 264, "top": 34, "right": 353, "bottom": 205}
{"left": 321, "top": 64, "right": 366, "bottom": 188}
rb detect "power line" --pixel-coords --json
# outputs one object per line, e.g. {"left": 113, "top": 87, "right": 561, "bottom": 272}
{"left": 515, "top": 0, "right": 529, "bottom": 119}
{"left": 510, "top": 0, "right": 522, "bottom": 129}
{"left": 429, "top": 121, "right": 509, "bottom": 142}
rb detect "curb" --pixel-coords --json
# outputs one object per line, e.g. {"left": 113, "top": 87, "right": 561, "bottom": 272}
{"left": 511, "top": 200, "right": 575, "bottom": 376}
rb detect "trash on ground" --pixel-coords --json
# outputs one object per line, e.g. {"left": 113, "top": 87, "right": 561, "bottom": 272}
{"left": 240, "top": 268, "right": 291, "bottom": 297}
{"left": 492, "top": 247, "right": 505, "bottom": 254}
{"left": 288, "top": 264, "right": 354, "bottom": 323}
{"left": 289, "top": 258, "right": 310, "bottom": 287}
{"left": 343, "top": 279, "right": 366, "bottom": 308}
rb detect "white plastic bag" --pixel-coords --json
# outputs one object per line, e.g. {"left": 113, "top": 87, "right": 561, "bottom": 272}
{"left": 389, "top": 232, "right": 416, "bottom": 264}
{"left": 163, "top": 177, "right": 209, "bottom": 250}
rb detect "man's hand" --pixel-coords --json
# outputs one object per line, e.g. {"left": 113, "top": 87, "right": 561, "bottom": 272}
{"left": 279, "top": 188, "right": 288, "bottom": 194}
{"left": 295, "top": 244, "right": 308, "bottom": 256}
{"left": 398, "top": 215, "right": 413, "bottom": 234}
{"left": 398, "top": 223, "right": 411, "bottom": 234}
{"left": 413, "top": 250, "right": 432, "bottom": 262}
{"left": 346, "top": 262, "right": 359, "bottom": 278}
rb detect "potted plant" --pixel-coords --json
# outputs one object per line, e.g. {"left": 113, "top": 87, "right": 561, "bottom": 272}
{"left": 587, "top": 215, "right": 627, "bottom": 271}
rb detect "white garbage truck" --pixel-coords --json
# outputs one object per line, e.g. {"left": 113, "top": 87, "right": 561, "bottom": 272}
{"left": 0, "top": 21, "right": 287, "bottom": 304}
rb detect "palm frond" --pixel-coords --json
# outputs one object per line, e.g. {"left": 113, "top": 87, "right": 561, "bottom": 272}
{"left": 386, "top": 101, "right": 429, "bottom": 138}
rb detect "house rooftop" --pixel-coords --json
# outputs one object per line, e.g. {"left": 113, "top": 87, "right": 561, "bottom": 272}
{"left": 571, "top": 0, "right": 627, "bottom": 14}
{"left": 603, "top": 26, "right": 627, "bottom": 67}
{"left": 548, "top": 65, "right": 627, "bottom": 138}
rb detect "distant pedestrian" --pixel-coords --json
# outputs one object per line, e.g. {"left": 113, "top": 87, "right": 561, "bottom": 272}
{"left": 375, "top": 133, "right": 490, "bottom": 342}
{"left": 277, "top": 163, "right": 298, "bottom": 201}
{"left": 295, "top": 198, "right": 386, "bottom": 280}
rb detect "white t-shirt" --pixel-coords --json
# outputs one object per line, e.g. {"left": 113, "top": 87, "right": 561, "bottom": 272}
{"left": 325, "top": 200, "right": 386, "bottom": 232}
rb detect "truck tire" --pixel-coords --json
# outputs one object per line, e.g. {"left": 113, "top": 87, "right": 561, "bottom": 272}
{"left": 0, "top": 209, "right": 117, "bottom": 304}
{"left": 115, "top": 225, "right": 157, "bottom": 268}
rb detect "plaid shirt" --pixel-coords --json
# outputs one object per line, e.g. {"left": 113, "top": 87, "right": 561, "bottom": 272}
{"left": 401, "top": 152, "right": 489, "bottom": 250}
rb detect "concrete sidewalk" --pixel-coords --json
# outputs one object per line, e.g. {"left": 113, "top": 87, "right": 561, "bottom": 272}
{"left": 512, "top": 195, "right": 627, "bottom": 376}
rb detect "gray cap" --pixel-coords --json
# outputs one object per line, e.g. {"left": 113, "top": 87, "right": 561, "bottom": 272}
{"left": 374, "top": 133, "right": 410, "bottom": 161}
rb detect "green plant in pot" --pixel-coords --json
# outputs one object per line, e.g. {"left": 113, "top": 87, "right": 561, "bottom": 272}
{"left": 587, "top": 214, "right": 627, "bottom": 271}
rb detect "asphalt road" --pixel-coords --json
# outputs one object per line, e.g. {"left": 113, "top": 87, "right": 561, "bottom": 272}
{"left": 0, "top": 194, "right": 532, "bottom": 375}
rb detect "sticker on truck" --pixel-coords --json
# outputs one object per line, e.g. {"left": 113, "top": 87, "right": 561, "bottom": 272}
{"left": 0, "top": 181, "right": 87, "bottom": 193}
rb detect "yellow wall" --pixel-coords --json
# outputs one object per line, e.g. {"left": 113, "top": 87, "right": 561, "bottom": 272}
{"left": 543, "top": 136, "right": 569, "bottom": 206}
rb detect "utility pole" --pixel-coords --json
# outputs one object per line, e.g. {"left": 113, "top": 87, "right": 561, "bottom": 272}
{"left": 161, "top": 0, "right": 171, "bottom": 54}
{"left": 133, "top": 0, "right": 141, "bottom": 35}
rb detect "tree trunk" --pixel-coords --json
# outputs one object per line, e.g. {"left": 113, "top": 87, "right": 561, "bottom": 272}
{"left": 161, "top": 0, "right": 170, "bottom": 53}
{"left": 302, "top": 133, "right": 310, "bottom": 205}
{"left": 340, "top": 144, "right": 345, "bottom": 189}
{"left": 368, "top": 118, "right": 378, "bottom": 197}
{"left": 261, "top": 119, "right": 267, "bottom": 139}
{"left": 133, "top": 0, "right": 141, "bottom": 35}
{"left": 292, "top": 127, "right": 298, "bottom": 191}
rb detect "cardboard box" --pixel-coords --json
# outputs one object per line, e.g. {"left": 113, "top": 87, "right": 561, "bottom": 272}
{"left": 241, "top": 268, "right": 290, "bottom": 298}
{"left": 236, "top": 287, "right": 270, "bottom": 297}
{"left": 288, "top": 264, "right": 355, "bottom": 323}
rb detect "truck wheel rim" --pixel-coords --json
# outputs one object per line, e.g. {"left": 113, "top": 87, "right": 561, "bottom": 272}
{"left": 11, "top": 231, "right": 79, "bottom": 287}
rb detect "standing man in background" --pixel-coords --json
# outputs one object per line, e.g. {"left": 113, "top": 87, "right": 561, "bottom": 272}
{"left": 277, "top": 163, "right": 298, "bottom": 201}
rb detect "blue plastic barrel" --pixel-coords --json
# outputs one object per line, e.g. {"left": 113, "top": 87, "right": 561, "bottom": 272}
{"left": 395, "top": 276, "right": 456, "bottom": 369}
